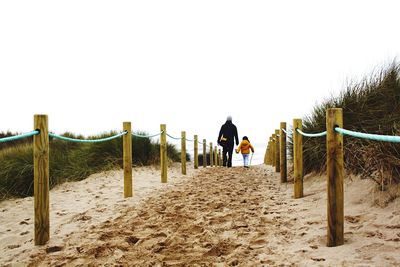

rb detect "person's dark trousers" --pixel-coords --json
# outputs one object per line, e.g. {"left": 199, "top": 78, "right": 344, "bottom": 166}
{"left": 222, "top": 143, "right": 234, "bottom": 167}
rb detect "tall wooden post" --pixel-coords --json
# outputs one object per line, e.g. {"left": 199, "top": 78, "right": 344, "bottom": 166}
{"left": 280, "top": 122, "right": 287, "bottom": 183}
{"left": 123, "top": 122, "right": 132, "bottom": 197}
{"left": 216, "top": 146, "right": 219, "bottom": 166}
{"left": 326, "top": 108, "right": 344, "bottom": 247}
{"left": 181, "top": 131, "right": 187, "bottom": 175}
{"left": 194, "top": 135, "right": 199, "bottom": 169}
{"left": 203, "top": 139, "right": 207, "bottom": 167}
{"left": 160, "top": 124, "right": 167, "bottom": 183}
{"left": 209, "top": 143, "right": 213, "bottom": 167}
{"left": 271, "top": 134, "right": 276, "bottom": 167}
{"left": 275, "top": 129, "right": 280, "bottom": 172}
{"left": 214, "top": 146, "right": 218, "bottom": 166}
{"left": 293, "top": 119, "right": 303, "bottom": 198}
{"left": 34, "top": 114, "right": 49, "bottom": 245}
{"left": 218, "top": 149, "right": 222, "bottom": 166}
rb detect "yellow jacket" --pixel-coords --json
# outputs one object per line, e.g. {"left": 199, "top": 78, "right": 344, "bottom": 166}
{"left": 236, "top": 140, "right": 254, "bottom": 154}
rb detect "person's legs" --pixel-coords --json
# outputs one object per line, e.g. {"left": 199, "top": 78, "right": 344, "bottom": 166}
{"left": 222, "top": 146, "right": 228, "bottom": 167}
{"left": 227, "top": 144, "right": 234, "bottom": 167}
{"left": 243, "top": 154, "right": 249, "bottom": 167}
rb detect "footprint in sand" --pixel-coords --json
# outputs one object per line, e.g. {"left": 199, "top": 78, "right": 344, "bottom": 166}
{"left": 46, "top": 246, "right": 63, "bottom": 253}
{"left": 364, "top": 230, "right": 385, "bottom": 239}
{"left": 306, "top": 220, "right": 320, "bottom": 225}
{"left": 203, "top": 240, "right": 237, "bottom": 257}
{"left": 6, "top": 244, "right": 20, "bottom": 249}
{"left": 249, "top": 238, "right": 267, "bottom": 249}
{"left": 345, "top": 215, "right": 362, "bottom": 223}
{"left": 311, "top": 257, "right": 326, "bottom": 262}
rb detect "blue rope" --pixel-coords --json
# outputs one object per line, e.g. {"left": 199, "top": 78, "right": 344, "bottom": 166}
{"left": 132, "top": 132, "right": 162, "bottom": 138}
{"left": 0, "top": 130, "right": 40, "bottom": 143}
{"left": 296, "top": 129, "right": 327, "bottom": 137}
{"left": 166, "top": 133, "right": 182, "bottom": 140}
{"left": 185, "top": 138, "right": 194, "bottom": 142}
{"left": 49, "top": 131, "right": 127, "bottom": 143}
{"left": 335, "top": 127, "right": 400, "bottom": 142}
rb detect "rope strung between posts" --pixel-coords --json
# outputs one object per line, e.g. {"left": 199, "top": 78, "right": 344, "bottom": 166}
{"left": 278, "top": 126, "right": 400, "bottom": 142}
{"left": 296, "top": 129, "right": 327, "bottom": 137}
{"left": 281, "top": 128, "right": 293, "bottom": 134}
{"left": 0, "top": 130, "right": 40, "bottom": 143}
{"left": 164, "top": 132, "right": 196, "bottom": 142}
{"left": 49, "top": 131, "right": 127, "bottom": 143}
{"left": 132, "top": 132, "right": 163, "bottom": 138}
{"left": 335, "top": 127, "right": 400, "bottom": 142}
{"left": 166, "top": 133, "right": 181, "bottom": 140}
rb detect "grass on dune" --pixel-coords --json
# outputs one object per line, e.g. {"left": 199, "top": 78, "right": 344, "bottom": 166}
{"left": 290, "top": 61, "right": 400, "bottom": 189}
{"left": 0, "top": 131, "right": 183, "bottom": 200}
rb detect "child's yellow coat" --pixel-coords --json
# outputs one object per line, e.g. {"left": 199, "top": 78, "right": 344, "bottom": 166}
{"left": 236, "top": 140, "right": 254, "bottom": 154}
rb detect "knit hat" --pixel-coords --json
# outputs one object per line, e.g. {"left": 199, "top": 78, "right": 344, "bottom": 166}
{"left": 226, "top": 116, "right": 232, "bottom": 121}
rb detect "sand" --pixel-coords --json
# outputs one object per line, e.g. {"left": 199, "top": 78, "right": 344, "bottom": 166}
{"left": 1, "top": 164, "right": 399, "bottom": 266}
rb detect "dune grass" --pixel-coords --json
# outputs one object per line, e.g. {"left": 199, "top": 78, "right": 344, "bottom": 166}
{"left": 0, "top": 131, "right": 182, "bottom": 200}
{"left": 296, "top": 62, "right": 400, "bottom": 187}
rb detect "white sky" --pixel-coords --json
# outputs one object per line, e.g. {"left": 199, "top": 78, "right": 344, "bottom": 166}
{"left": 1, "top": 0, "right": 400, "bottom": 158}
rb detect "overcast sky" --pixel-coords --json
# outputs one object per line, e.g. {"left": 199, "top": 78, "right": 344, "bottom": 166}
{"left": 1, "top": 1, "right": 400, "bottom": 161}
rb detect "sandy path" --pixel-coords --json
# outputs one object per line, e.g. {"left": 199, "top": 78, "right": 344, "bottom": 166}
{"left": 1, "top": 165, "right": 400, "bottom": 266}
{"left": 0, "top": 163, "right": 195, "bottom": 266}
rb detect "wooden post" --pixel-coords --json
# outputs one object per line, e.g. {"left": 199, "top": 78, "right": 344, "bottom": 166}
{"left": 194, "top": 135, "right": 199, "bottom": 169}
{"left": 293, "top": 119, "right": 303, "bottom": 198}
{"left": 214, "top": 146, "right": 218, "bottom": 166}
{"left": 271, "top": 134, "right": 276, "bottom": 167}
{"left": 160, "top": 124, "right": 167, "bottom": 183}
{"left": 218, "top": 149, "right": 222, "bottom": 166}
{"left": 280, "top": 122, "right": 287, "bottom": 183}
{"left": 272, "top": 136, "right": 276, "bottom": 167}
{"left": 209, "top": 143, "right": 213, "bottom": 167}
{"left": 215, "top": 148, "right": 218, "bottom": 166}
{"left": 203, "top": 139, "right": 206, "bottom": 167}
{"left": 123, "top": 122, "right": 132, "bottom": 197}
{"left": 275, "top": 129, "right": 280, "bottom": 172}
{"left": 34, "top": 114, "right": 49, "bottom": 245}
{"left": 326, "top": 108, "right": 344, "bottom": 247}
{"left": 181, "top": 131, "right": 187, "bottom": 175}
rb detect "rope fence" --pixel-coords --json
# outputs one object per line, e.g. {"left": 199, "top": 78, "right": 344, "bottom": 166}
{"left": 335, "top": 127, "right": 400, "bottom": 142}
{"left": 264, "top": 107, "right": 400, "bottom": 249}
{"left": 1, "top": 114, "right": 222, "bottom": 246}
{"left": 49, "top": 131, "right": 128, "bottom": 143}
{"left": 132, "top": 132, "right": 163, "bottom": 138}
{"left": 0, "top": 130, "right": 39, "bottom": 143}
{"left": 296, "top": 129, "right": 327, "bottom": 137}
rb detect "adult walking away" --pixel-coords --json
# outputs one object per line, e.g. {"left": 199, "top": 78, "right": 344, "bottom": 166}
{"left": 217, "top": 116, "right": 239, "bottom": 167}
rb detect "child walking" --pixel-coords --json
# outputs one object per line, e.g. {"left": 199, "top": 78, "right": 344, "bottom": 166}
{"left": 236, "top": 136, "right": 254, "bottom": 168}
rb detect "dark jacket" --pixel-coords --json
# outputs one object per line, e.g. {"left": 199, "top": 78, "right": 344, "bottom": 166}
{"left": 218, "top": 121, "right": 239, "bottom": 146}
